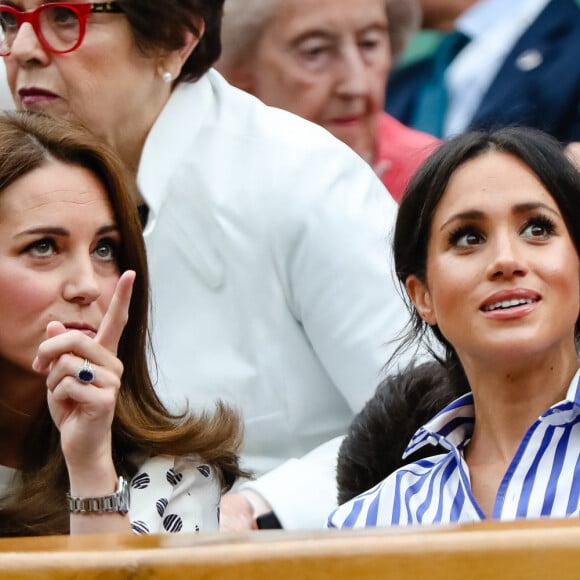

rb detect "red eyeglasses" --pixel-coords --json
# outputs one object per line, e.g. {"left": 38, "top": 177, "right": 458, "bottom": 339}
{"left": 0, "top": 2, "right": 123, "bottom": 56}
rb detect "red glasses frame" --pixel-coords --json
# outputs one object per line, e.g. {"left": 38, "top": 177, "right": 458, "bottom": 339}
{"left": 0, "top": 2, "right": 123, "bottom": 56}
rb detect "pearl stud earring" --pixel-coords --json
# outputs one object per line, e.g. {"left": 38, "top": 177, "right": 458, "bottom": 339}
{"left": 162, "top": 71, "right": 173, "bottom": 84}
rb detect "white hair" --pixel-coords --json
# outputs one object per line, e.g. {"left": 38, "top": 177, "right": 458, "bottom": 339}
{"left": 219, "top": 0, "right": 421, "bottom": 73}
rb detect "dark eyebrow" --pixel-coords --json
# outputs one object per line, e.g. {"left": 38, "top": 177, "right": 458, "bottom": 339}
{"left": 513, "top": 202, "right": 560, "bottom": 217}
{"left": 439, "top": 201, "right": 560, "bottom": 232}
{"left": 16, "top": 224, "right": 118, "bottom": 238}
{"left": 439, "top": 210, "right": 483, "bottom": 232}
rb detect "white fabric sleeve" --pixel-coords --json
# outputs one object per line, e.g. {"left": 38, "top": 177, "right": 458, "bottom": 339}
{"left": 241, "top": 437, "right": 344, "bottom": 529}
{"left": 128, "top": 455, "right": 221, "bottom": 534}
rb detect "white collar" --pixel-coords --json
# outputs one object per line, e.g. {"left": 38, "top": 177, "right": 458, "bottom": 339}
{"left": 137, "top": 71, "right": 216, "bottom": 234}
{"left": 457, "top": 0, "right": 551, "bottom": 41}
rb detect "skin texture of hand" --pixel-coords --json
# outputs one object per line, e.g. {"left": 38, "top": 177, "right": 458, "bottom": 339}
{"left": 32, "top": 270, "right": 135, "bottom": 534}
{"left": 219, "top": 493, "right": 260, "bottom": 531}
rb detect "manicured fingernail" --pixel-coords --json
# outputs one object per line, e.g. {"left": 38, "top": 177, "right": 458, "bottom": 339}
{"left": 32, "top": 357, "right": 40, "bottom": 371}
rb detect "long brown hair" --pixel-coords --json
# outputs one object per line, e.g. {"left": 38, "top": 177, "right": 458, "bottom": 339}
{"left": 0, "top": 111, "right": 245, "bottom": 536}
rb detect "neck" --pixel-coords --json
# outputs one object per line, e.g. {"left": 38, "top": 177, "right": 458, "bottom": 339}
{"left": 462, "top": 349, "right": 579, "bottom": 462}
{"left": 94, "top": 85, "right": 173, "bottom": 197}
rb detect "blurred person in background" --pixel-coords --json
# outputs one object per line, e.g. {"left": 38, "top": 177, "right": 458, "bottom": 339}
{"left": 386, "top": 0, "right": 580, "bottom": 141}
{"left": 217, "top": 0, "right": 439, "bottom": 202}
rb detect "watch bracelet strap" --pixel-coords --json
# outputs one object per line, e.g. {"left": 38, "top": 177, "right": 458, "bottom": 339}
{"left": 67, "top": 476, "right": 129, "bottom": 514}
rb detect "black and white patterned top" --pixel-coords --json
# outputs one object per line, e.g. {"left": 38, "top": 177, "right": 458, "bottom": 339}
{"left": 129, "top": 455, "right": 219, "bottom": 534}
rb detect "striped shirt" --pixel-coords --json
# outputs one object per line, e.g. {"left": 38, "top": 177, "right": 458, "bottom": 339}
{"left": 327, "top": 370, "right": 580, "bottom": 528}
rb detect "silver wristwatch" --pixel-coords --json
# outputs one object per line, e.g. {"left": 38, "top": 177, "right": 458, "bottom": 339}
{"left": 67, "top": 476, "right": 130, "bottom": 514}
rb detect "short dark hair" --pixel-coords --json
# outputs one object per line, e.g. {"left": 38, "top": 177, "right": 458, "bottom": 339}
{"left": 393, "top": 127, "right": 580, "bottom": 382}
{"left": 118, "top": 0, "right": 225, "bottom": 82}
{"left": 336, "top": 361, "right": 464, "bottom": 505}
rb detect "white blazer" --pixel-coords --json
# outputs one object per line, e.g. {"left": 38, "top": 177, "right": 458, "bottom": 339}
{"left": 138, "top": 70, "right": 410, "bottom": 529}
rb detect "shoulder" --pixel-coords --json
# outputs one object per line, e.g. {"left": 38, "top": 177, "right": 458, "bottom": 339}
{"left": 147, "top": 71, "right": 394, "bottom": 236}
{"left": 203, "top": 69, "right": 349, "bottom": 152}
{"left": 522, "top": 0, "right": 580, "bottom": 39}
{"left": 153, "top": 69, "right": 384, "bottom": 190}
{"left": 328, "top": 454, "right": 450, "bottom": 529}
{"left": 206, "top": 72, "right": 391, "bottom": 211}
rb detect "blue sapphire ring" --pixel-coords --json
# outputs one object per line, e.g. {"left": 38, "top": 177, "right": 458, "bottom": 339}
{"left": 75, "top": 359, "right": 95, "bottom": 384}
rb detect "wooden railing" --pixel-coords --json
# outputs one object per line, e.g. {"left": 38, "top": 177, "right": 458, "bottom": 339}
{"left": 1, "top": 518, "right": 580, "bottom": 579}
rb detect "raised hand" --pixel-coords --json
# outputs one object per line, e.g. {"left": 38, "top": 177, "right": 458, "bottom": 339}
{"left": 33, "top": 270, "right": 135, "bottom": 476}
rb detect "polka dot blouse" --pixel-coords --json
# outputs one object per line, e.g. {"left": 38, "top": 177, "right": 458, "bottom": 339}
{"left": 129, "top": 455, "right": 220, "bottom": 534}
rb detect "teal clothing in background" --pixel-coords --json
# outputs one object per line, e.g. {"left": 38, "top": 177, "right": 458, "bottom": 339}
{"left": 396, "top": 30, "right": 443, "bottom": 67}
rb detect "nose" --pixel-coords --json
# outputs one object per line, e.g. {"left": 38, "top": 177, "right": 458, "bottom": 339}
{"left": 62, "top": 258, "right": 102, "bottom": 305}
{"left": 10, "top": 22, "right": 49, "bottom": 65}
{"left": 485, "top": 234, "right": 528, "bottom": 281}
{"left": 335, "top": 44, "right": 369, "bottom": 98}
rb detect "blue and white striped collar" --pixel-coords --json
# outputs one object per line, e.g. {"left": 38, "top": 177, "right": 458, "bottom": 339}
{"left": 403, "top": 368, "right": 580, "bottom": 459}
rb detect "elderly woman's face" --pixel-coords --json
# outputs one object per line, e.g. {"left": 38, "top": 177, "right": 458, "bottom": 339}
{"left": 3, "top": 1, "right": 168, "bottom": 153}
{"left": 247, "top": 0, "right": 391, "bottom": 163}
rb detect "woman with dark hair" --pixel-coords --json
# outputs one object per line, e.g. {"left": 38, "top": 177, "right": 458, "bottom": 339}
{"left": 328, "top": 126, "right": 580, "bottom": 527}
{"left": 1, "top": 1, "right": 411, "bottom": 529}
{"left": 0, "top": 111, "right": 243, "bottom": 537}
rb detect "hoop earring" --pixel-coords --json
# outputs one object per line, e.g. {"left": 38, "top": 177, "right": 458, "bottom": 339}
{"left": 162, "top": 71, "right": 173, "bottom": 84}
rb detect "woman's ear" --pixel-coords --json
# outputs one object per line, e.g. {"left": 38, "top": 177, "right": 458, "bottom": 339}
{"left": 158, "top": 16, "right": 206, "bottom": 80}
{"left": 405, "top": 275, "right": 437, "bottom": 326}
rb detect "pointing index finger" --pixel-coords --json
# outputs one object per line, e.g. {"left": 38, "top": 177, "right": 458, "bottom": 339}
{"left": 95, "top": 270, "right": 136, "bottom": 353}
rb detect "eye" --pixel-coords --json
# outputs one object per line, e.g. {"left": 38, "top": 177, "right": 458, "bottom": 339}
{"left": 93, "top": 238, "right": 117, "bottom": 262}
{"left": 448, "top": 226, "right": 484, "bottom": 248}
{"left": 297, "top": 38, "right": 333, "bottom": 68}
{"left": 24, "top": 237, "right": 57, "bottom": 258}
{"left": 0, "top": 10, "right": 18, "bottom": 34}
{"left": 303, "top": 45, "right": 325, "bottom": 58}
{"left": 358, "top": 30, "right": 388, "bottom": 59}
{"left": 45, "top": 5, "right": 78, "bottom": 27}
{"left": 358, "top": 32, "right": 385, "bottom": 51}
{"left": 521, "top": 215, "right": 556, "bottom": 240}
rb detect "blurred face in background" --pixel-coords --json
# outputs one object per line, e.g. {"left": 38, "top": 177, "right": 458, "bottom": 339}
{"left": 241, "top": 0, "right": 391, "bottom": 163}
